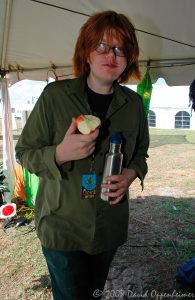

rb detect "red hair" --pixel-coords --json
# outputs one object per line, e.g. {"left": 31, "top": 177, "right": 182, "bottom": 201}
{"left": 73, "top": 11, "right": 141, "bottom": 83}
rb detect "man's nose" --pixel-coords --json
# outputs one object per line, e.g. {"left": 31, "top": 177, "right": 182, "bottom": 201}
{"left": 106, "top": 48, "right": 116, "bottom": 58}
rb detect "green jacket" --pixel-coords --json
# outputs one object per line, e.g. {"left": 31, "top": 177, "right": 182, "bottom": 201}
{"left": 15, "top": 75, "right": 149, "bottom": 254}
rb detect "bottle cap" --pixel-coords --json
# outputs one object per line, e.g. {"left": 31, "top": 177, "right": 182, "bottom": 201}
{"left": 110, "top": 132, "right": 122, "bottom": 144}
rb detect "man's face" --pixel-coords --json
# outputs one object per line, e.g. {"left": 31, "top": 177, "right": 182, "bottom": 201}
{"left": 87, "top": 34, "right": 127, "bottom": 85}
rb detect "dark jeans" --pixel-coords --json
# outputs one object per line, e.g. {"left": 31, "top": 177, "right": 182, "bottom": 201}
{"left": 42, "top": 246, "right": 116, "bottom": 300}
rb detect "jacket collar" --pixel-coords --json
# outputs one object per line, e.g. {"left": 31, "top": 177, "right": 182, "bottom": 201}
{"left": 67, "top": 74, "right": 87, "bottom": 98}
{"left": 67, "top": 74, "right": 128, "bottom": 117}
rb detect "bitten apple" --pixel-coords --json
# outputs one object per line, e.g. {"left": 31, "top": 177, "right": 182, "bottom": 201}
{"left": 76, "top": 115, "right": 101, "bottom": 134}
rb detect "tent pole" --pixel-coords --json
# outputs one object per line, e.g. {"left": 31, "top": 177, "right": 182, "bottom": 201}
{"left": 0, "top": 75, "right": 15, "bottom": 202}
{"left": 139, "top": 58, "right": 195, "bottom": 67}
{"left": 0, "top": 0, "right": 14, "bottom": 203}
{"left": 1, "top": 0, "right": 13, "bottom": 69}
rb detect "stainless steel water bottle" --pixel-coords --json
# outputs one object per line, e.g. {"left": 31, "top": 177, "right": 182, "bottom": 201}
{"left": 101, "top": 132, "right": 123, "bottom": 201}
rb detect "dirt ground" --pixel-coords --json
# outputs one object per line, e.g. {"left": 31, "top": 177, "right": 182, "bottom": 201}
{"left": 0, "top": 124, "right": 195, "bottom": 299}
{"left": 102, "top": 143, "right": 195, "bottom": 300}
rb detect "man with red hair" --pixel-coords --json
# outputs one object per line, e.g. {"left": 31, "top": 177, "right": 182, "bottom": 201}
{"left": 16, "top": 11, "right": 149, "bottom": 300}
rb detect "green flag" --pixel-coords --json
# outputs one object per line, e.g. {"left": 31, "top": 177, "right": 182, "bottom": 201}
{"left": 137, "top": 70, "right": 153, "bottom": 116}
{"left": 23, "top": 167, "right": 39, "bottom": 207}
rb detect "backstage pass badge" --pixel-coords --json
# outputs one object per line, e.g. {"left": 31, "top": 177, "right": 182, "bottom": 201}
{"left": 81, "top": 174, "right": 96, "bottom": 199}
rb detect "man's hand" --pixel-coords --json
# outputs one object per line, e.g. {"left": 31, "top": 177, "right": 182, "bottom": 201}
{"left": 55, "top": 117, "right": 99, "bottom": 165}
{"left": 101, "top": 168, "right": 137, "bottom": 205}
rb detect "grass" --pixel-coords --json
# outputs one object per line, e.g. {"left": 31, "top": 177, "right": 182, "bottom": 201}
{"left": 156, "top": 199, "right": 193, "bottom": 219}
{"left": 0, "top": 225, "right": 50, "bottom": 299}
{"left": 149, "top": 128, "right": 195, "bottom": 147}
{"left": 155, "top": 199, "right": 195, "bottom": 261}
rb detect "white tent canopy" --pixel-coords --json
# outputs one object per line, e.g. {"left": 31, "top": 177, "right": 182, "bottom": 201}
{"left": 0, "top": 0, "right": 195, "bottom": 86}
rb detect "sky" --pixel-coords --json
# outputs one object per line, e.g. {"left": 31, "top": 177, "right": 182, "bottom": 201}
{"left": 8, "top": 78, "right": 190, "bottom": 111}
{"left": 9, "top": 80, "right": 47, "bottom": 109}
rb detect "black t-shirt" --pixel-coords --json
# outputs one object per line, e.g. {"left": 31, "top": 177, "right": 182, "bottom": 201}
{"left": 86, "top": 85, "right": 114, "bottom": 120}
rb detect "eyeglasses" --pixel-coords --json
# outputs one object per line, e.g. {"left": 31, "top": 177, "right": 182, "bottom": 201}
{"left": 95, "top": 42, "right": 126, "bottom": 57}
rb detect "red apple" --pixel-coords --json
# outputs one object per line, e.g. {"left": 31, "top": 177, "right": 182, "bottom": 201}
{"left": 76, "top": 114, "right": 101, "bottom": 134}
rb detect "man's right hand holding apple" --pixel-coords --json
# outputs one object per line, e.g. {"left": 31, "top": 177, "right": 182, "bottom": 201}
{"left": 55, "top": 117, "right": 99, "bottom": 166}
